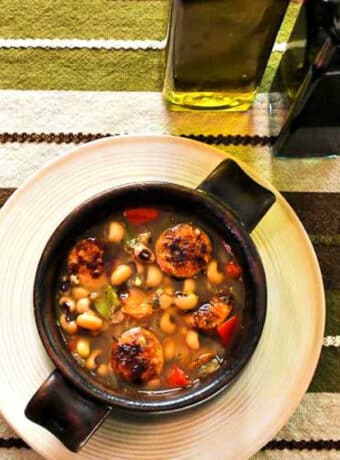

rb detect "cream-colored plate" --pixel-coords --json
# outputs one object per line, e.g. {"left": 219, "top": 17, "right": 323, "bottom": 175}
{"left": 0, "top": 136, "right": 324, "bottom": 460}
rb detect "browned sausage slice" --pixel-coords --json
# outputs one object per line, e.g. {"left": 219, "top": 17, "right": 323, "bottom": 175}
{"left": 191, "top": 294, "right": 233, "bottom": 332}
{"left": 155, "top": 223, "right": 212, "bottom": 278}
{"left": 111, "top": 327, "right": 164, "bottom": 383}
{"left": 68, "top": 238, "right": 107, "bottom": 290}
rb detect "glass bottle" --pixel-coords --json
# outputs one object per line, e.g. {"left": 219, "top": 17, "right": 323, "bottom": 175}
{"left": 273, "top": 0, "right": 340, "bottom": 157}
{"left": 163, "top": 0, "right": 290, "bottom": 111}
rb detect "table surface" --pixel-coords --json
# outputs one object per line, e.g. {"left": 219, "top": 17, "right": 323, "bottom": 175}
{"left": 0, "top": 1, "right": 339, "bottom": 459}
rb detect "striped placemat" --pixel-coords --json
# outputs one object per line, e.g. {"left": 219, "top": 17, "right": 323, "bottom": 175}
{"left": 0, "top": 89, "right": 339, "bottom": 460}
{"left": 0, "top": 0, "right": 339, "bottom": 458}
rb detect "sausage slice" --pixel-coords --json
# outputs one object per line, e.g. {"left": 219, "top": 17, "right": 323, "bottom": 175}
{"left": 111, "top": 327, "right": 164, "bottom": 383}
{"left": 155, "top": 223, "right": 212, "bottom": 278}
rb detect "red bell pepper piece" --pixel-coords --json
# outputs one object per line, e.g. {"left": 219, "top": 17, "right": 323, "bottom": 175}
{"left": 225, "top": 261, "right": 242, "bottom": 279}
{"left": 123, "top": 208, "right": 158, "bottom": 225}
{"left": 167, "top": 364, "right": 190, "bottom": 387}
{"left": 217, "top": 315, "right": 239, "bottom": 347}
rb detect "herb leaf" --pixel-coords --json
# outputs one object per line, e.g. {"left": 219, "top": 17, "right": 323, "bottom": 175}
{"left": 123, "top": 222, "right": 137, "bottom": 245}
{"left": 106, "top": 285, "right": 120, "bottom": 309}
{"left": 94, "top": 285, "right": 121, "bottom": 319}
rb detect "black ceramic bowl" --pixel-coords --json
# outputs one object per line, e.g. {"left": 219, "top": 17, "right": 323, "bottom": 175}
{"left": 25, "top": 159, "right": 275, "bottom": 452}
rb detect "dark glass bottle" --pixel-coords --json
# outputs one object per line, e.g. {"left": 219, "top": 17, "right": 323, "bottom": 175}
{"left": 163, "top": 0, "right": 290, "bottom": 111}
{"left": 273, "top": 0, "right": 340, "bottom": 156}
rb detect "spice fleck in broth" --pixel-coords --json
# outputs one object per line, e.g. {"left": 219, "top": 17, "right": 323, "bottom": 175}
{"left": 55, "top": 207, "right": 245, "bottom": 391}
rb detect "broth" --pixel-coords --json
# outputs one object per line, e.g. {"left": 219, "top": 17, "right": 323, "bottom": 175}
{"left": 55, "top": 207, "right": 245, "bottom": 392}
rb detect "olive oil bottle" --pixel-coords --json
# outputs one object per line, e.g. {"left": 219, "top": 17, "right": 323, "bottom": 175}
{"left": 163, "top": 0, "right": 290, "bottom": 111}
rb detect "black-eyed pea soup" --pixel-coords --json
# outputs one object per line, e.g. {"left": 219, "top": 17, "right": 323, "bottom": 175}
{"left": 56, "top": 207, "right": 245, "bottom": 390}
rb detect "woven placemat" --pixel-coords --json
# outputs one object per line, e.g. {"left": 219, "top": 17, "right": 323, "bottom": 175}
{"left": 0, "top": 88, "right": 338, "bottom": 459}
{"left": 0, "top": 0, "right": 339, "bottom": 457}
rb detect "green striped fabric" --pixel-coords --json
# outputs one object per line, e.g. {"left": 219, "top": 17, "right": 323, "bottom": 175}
{"left": 0, "top": 49, "right": 164, "bottom": 91}
{"left": 0, "top": 1, "right": 300, "bottom": 92}
{"left": 0, "top": 0, "right": 170, "bottom": 40}
{"left": 0, "top": 48, "right": 284, "bottom": 92}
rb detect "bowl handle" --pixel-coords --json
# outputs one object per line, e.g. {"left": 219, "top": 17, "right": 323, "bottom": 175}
{"left": 196, "top": 159, "right": 276, "bottom": 232}
{"left": 25, "top": 369, "right": 112, "bottom": 452}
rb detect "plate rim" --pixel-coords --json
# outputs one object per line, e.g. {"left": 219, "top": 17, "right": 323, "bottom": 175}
{"left": 0, "top": 134, "right": 325, "bottom": 459}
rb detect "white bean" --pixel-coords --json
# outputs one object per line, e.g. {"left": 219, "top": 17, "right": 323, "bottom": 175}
{"left": 108, "top": 221, "right": 125, "bottom": 243}
{"left": 183, "top": 279, "right": 196, "bottom": 293}
{"left": 146, "top": 378, "right": 161, "bottom": 389}
{"left": 174, "top": 293, "right": 198, "bottom": 311}
{"left": 72, "top": 287, "right": 89, "bottom": 300}
{"left": 145, "top": 265, "right": 163, "bottom": 288}
{"left": 76, "top": 297, "right": 90, "bottom": 313}
{"left": 59, "top": 314, "right": 78, "bottom": 334}
{"left": 110, "top": 264, "right": 133, "bottom": 286}
{"left": 207, "top": 260, "right": 224, "bottom": 285}
{"left": 76, "top": 338, "right": 90, "bottom": 358}
{"left": 158, "top": 292, "right": 173, "bottom": 310}
{"left": 185, "top": 330, "right": 200, "bottom": 350}
{"left": 160, "top": 312, "right": 176, "bottom": 334}
{"left": 76, "top": 312, "right": 103, "bottom": 331}
{"left": 85, "top": 349, "right": 101, "bottom": 370}
{"left": 131, "top": 242, "right": 155, "bottom": 264}
{"left": 59, "top": 296, "right": 76, "bottom": 313}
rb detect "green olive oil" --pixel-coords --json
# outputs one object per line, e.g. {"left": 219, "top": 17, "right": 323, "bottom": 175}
{"left": 163, "top": 0, "right": 290, "bottom": 111}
